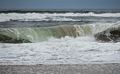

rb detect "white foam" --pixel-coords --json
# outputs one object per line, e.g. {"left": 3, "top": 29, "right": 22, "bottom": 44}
{"left": 0, "top": 36, "right": 120, "bottom": 65}
{"left": 0, "top": 12, "right": 120, "bottom": 22}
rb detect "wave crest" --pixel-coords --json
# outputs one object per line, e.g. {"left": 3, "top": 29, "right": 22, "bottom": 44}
{"left": 0, "top": 12, "right": 120, "bottom": 22}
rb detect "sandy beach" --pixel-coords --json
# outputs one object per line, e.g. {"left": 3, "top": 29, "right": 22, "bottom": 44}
{"left": 0, "top": 63, "right": 120, "bottom": 74}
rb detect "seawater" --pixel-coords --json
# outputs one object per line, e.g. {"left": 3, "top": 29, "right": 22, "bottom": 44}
{"left": 0, "top": 9, "right": 120, "bottom": 65}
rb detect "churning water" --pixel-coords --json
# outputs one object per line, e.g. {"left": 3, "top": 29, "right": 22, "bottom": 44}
{"left": 0, "top": 10, "right": 120, "bottom": 65}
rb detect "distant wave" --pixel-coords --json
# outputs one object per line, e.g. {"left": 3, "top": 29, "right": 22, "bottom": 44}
{"left": 0, "top": 12, "right": 120, "bottom": 22}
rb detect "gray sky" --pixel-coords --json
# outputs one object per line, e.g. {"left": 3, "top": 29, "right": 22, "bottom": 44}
{"left": 0, "top": 0, "right": 120, "bottom": 9}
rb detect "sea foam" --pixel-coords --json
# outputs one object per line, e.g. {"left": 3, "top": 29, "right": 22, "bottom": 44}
{"left": 0, "top": 12, "right": 120, "bottom": 22}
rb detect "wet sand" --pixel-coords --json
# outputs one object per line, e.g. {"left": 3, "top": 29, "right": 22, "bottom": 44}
{"left": 0, "top": 63, "right": 120, "bottom": 74}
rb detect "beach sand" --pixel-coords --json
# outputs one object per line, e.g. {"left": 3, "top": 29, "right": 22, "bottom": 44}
{"left": 0, "top": 63, "right": 120, "bottom": 74}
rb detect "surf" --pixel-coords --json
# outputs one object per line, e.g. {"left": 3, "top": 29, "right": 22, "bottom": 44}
{"left": 0, "top": 25, "right": 92, "bottom": 43}
{"left": 0, "top": 12, "right": 120, "bottom": 22}
{"left": 0, "top": 22, "right": 119, "bottom": 43}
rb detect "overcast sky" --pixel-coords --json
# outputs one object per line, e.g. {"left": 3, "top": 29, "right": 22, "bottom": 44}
{"left": 0, "top": 0, "right": 120, "bottom": 9}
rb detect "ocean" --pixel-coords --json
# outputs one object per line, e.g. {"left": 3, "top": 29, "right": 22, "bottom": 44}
{"left": 0, "top": 9, "right": 120, "bottom": 65}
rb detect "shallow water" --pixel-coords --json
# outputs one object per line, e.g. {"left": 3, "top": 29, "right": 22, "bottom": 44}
{"left": 0, "top": 36, "right": 120, "bottom": 65}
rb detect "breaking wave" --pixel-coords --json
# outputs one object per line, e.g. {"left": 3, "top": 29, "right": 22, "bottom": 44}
{"left": 0, "top": 12, "right": 120, "bottom": 22}
{"left": 0, "top": 22, "right": 119, "bottom": 43}
{"left": 0, "top": 11, "right": 120, "bottom": 64}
